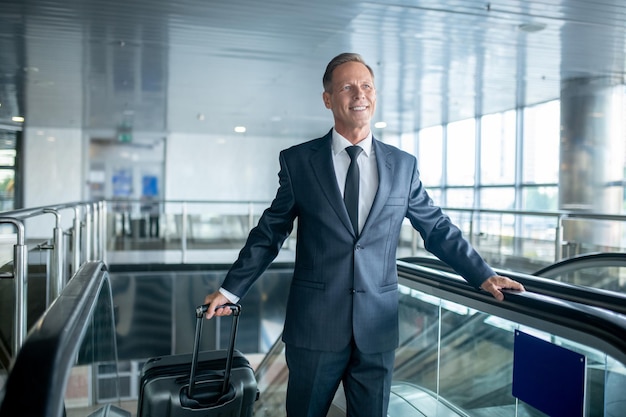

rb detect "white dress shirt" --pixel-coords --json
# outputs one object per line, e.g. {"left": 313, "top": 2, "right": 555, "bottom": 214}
{"left": 219, "top": 128, "right": 379, "bottom": 304}
{"left": 331, "top": 128, "right": 379, "bottom": 235}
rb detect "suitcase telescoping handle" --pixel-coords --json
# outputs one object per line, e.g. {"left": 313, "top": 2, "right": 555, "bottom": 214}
{"left": 188, "top": 303, "right": 241, "bottom": 400}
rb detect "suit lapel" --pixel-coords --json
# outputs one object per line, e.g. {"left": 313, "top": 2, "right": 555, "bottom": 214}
{"left": 361, "top": 138, "right": 393, "bottom": 236}
{"left": 309, "top": 131, "right": 355, "bottom": 234}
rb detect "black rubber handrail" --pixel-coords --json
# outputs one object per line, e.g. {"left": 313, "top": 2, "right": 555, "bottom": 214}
{"left": 254, "top": 260, "right": 626, "bottom": 415}
{"left": 0, "top": 261, "right": 116, "bottom": 417}
{"left": 397, "top": 260, "right": 626, "bottom": 365}
{"left": 533, "top": 251, "right": 626, "bottom": 276}
{"left": 399, "top": 255, "right": 626, "bottom": 315}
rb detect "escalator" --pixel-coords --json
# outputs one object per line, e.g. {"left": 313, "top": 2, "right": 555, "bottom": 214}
{"left": 0, "top": 262, "right": 127, "bottom": 416}
{"left": 1, "top": 256, "right": 626, "bottom": 416}
{"left": 533, "top": 252, "right": 626, "bottom": 292}
{"left": 255, "top": 258, "right": 626, "bottom": 416}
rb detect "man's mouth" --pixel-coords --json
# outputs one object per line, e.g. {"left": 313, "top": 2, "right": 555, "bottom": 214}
{"left": 350, "top": 106, "right": 367, "bottom": 111}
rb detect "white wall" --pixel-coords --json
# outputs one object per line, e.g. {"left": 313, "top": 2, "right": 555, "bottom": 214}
{"left": 24, "top": 127, "right": 83, "bottom": 207}
{"left": 22, "top": 127, "right": 84, "bottom": 238}
{"left": 21, "top": 127, "right": 310, "bottom": 237}
{"left": 23, "top": 128, "right": 305, "bottom": 207}
{"left": 165, "top": 133, "right": 301, "bottom": 202}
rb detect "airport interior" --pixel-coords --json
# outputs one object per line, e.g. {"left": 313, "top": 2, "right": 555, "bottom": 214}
{"left": 1, "top": 0, "right": 626, "bottom": 416}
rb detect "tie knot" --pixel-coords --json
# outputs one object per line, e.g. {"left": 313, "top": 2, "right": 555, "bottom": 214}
{"left": 346, "top": 146, "right": 362, "bottom": 161}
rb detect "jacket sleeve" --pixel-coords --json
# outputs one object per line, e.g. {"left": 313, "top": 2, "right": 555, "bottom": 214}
{"left": 404, "top": 157, "right": 495, "bottom": 288}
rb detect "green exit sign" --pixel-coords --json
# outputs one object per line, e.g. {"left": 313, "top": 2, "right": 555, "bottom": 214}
{"left": 118, "top": 132, "right": 132, "bottom": 143}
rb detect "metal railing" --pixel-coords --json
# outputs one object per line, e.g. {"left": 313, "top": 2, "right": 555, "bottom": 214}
{"left": 103, "top": 199, "right": 626, "bottom": 266}
{"left": 2, "top": 198, "right": 626, "bottom": 362}
{"left": 404, "top": 207, "right": 626, "bottom": 268}
{"left": 0, "top": 261, "right": 121, "bottom": 417}
{"left": 253, "top": 260, "right": 626, "bottom": 416}
{"left": 0, "top": 201, "right": 107, "bottom": 358}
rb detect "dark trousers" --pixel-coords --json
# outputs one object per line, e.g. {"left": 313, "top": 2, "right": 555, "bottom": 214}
{"left": 284, "top": 341, "right": 394, "bottom": 417}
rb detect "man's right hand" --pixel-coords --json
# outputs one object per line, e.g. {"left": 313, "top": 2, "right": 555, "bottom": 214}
{"left": 203, "top": 291, "right": 233, "bottom": 319}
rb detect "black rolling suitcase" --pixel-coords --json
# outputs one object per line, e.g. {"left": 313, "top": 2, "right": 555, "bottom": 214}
{"left": 137, "top": 303, "right": 258, "bottom": 417}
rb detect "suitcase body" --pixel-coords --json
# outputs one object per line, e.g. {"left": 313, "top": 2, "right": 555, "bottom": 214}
{"left": 137, "top": 304, "right": 258, "bottom": 417}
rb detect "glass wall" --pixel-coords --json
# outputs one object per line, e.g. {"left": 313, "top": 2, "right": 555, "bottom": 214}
{"left": 480, "top": 110, "right": 516, "bottom": 186}
{"left": 0, "top": 130, "right": 17, "bottom": 211}
{"left": 415, "top": 100, "right": 561, "bottom": 211}
{"left": 407, "top": 100, "right": 565, "bottom": 266}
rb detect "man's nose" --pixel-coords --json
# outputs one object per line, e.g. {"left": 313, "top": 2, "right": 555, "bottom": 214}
{"left": 353, "top": 86, "right": 365, "bottom": 98}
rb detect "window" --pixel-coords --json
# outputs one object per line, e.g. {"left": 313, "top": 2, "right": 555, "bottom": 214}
{"left": 447, "top": 119, "right": 476, "bottom": 186}
{"left": 0, "top": 130, "right": 17, "bottom": 211}
{"left": 523, "top": 101, "right": 560, "bottom": 184}
{"left": 400, "top": 132, "right": 416, "bottom": 154}
{"left": 480, "top": 187, "right": 515, "bottom": 210}
{"left": 481, "top": 110, "right": 516, "bottom": 185}
{"left": 446, "top": 188, "right": 474, "bottom": 209}
{"left": 522, "top": 186, "right": 558, "bottom": 211}
{"left": 418, "top": 126, "right": 443, "bottom": 187}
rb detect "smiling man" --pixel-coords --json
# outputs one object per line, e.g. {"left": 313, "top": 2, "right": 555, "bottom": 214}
{"left": 322, "top": 59, "right": 377, "bottom": 141}
{"left": 203, "top": 52, "right": 524, "bottom": 417}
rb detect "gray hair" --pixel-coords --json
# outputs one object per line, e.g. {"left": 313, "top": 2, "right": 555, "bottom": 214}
{"left": 322, "top": 52, "right": 375, "bottom": 93}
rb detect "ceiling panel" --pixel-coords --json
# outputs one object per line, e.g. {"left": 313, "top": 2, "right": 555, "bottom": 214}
{"left": 0, "top": 0, "right": 624, "bottom": 139}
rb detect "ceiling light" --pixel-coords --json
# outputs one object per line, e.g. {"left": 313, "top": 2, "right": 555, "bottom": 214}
{"left": 374, "top": 121, "right": 387, "bottom": 129}
{"left": 518, "top": 23, "right": 546, "bottom": 33}
{"left": 12, "top": 116, "right": 24, "bottom": 123}
{"left": 234, "top": 126, "right": 246, "bottom": 133}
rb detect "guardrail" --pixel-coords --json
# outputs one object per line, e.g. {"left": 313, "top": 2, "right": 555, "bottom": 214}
{"left": 440, "top": 207, "right": 626, "bottom": 263}
{"left": 2, "top": 199, "right": 625, "bottom": 361}
{"left": 0, "top": 261, "right": 120, "bottom": 417}
{"left": 0, "top": 201, "right": 106, "bottom": 357}
{"left": 254, "top": 260, "right": 626, "bottom": 416}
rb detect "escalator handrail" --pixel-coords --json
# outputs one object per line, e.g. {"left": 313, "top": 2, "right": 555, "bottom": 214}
{"left": 533, "top": 251, "right": 626, "bottom": 276}
{"left": 399, "top": 255, "right": 626, "bottom": 315}
{"left": 0, "top": 261, "right": 112, "bottom": 417}
{"left": 397, "top": 260, "right": 626, "bottom": 365}
{"left": 253, "top": 261, "right": 626, "bottom": 415}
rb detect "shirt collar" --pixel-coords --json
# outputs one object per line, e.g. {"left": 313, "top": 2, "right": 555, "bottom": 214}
{"left": 331, "top": 128, "right": 373, "bottom": 157}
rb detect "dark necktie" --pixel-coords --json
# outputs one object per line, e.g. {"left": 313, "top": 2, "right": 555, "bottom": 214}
{"left": 344, "top": 146, "right": 363, "bottom": 236}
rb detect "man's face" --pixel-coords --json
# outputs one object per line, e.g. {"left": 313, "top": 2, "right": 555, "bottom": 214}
{"left": 322, "top": 61, "right": 376, "bottom": 134}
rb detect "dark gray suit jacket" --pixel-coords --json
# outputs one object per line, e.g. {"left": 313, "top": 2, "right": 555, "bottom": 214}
{"left": 221, "top": 130, "right": 495, "bottom": 354}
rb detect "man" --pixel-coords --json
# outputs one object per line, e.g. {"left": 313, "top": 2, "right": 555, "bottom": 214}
{"left": 204, "top": 52, "right": 525, "bottom": 417}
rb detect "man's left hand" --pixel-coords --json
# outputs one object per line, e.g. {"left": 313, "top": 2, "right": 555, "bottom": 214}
{"left": 480, "top": 275, "right": 525, "bottom": 301}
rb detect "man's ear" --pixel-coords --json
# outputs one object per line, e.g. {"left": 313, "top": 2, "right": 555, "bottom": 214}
{"left": 322, "top": 91, "right": 332, "bottom": 109}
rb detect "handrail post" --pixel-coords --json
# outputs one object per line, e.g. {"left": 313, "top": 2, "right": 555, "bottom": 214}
{"left": 72, "top": 206, "right": 81, "bottom": 274}
{"left": 3, "top": 218, "right": 28, "bottom": 355}
{"left": 181, "top": 202, "right": 188, "bottom": 263}
{"left": 101, "top": 201, "right": 108, "bottom": 263}
{"left": 248, "top": 202, "right": 254, "bottom": 232}
{"left": 91, "top": 202, "right": 99, "bottom": 260}
{"left": 84, "top": 204, "right": 92, "bottom": 261}
{"left": 468, "top": 209, "right": 475, "bottom": 246}
{"left": 555, "top": 214, "right": 564, "bottom": 262}
{"left": 43, "top": 209, "right": 64, "bottom": 304}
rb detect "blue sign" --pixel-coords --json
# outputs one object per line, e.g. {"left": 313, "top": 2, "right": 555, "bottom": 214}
{"left": 513, "top": 330, "right": 586, "bottom": 417}
{"left": 112, "top": 169, "right": 132, "bottom": 197}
